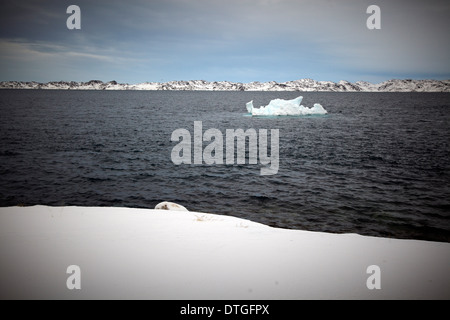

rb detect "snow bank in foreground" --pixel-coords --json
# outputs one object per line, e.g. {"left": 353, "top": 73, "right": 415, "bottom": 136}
{"left": 0, "top": 206, "right": 449, "bottom": 299}
{"left": 246, "top": 96, "right": 328, "bottom": 116}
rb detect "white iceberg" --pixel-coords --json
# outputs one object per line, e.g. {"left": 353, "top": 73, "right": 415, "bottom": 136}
{"left": 246, "top": 96, "right": 327, "bottom": 116}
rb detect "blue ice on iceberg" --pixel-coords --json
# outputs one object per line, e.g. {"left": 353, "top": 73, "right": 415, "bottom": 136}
{"left": 246, "top": 96, "right": 327, "bottom": 116}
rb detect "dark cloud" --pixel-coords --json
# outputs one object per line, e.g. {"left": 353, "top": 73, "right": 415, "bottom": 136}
{"left": 0, "top": 0, "right": 449, "bottom": 82}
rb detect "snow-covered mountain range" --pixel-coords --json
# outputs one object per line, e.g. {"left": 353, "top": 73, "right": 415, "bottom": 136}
{"left": 1, "top": 79, "right": 449, "bottom": 92}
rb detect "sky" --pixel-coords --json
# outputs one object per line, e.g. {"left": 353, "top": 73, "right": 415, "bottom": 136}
{"left": 0, "top": 0, "right": 449, "bottom": 84}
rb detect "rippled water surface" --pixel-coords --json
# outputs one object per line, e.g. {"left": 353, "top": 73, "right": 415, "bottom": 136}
{"left": 1, "top": 90, "right": 449, "bottom": 242}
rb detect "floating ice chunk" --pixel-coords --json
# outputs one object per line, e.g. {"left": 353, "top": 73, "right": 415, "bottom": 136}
{"left": 247, "top": 96, "right": 327, "bottom": 116}
{"left": 246, "top": 100, "right": 254, "bottom": 113}
{"left": 155, "top": 201, "right": 188, "bottom": 211}
{"left": 310, "top": 103, "right": 327, "bottom": 115}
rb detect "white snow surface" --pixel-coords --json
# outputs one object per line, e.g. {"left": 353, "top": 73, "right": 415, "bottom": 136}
{"left": 247, "top": 96, "right": 328, "bottom": 116}
{"left": 0, "top": 205, "right": 449, "bottom": 299}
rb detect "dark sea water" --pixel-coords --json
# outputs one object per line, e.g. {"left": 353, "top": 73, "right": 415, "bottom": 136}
{"left": 1, "top": 90, "right": 449, "bottom": 242}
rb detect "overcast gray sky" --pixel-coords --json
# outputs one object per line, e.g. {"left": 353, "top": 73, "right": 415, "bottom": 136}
{"left": 0, "top": 0, "right": 449, "bottom": 83}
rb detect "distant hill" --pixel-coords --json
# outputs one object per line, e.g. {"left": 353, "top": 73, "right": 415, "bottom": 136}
{"left": 1, "top": 79, "right": 449, "bottom": 92}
